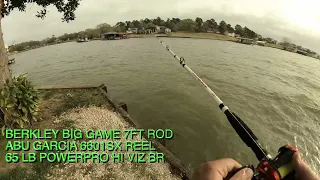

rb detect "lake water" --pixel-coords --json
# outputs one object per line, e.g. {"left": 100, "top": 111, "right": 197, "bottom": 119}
{"left": 10, "top": 38, "right": 320, "bottom": 173}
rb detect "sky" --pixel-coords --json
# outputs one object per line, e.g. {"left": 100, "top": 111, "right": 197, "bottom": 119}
{"left": 3, "top": 0, "right": 320, "bottom": 53}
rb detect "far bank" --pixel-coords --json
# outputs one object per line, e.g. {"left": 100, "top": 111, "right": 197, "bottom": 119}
{"left": 9, "top": 32, "right": 319, "bottom": 60}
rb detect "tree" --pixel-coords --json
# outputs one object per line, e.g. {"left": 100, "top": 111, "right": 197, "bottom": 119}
{"left": 153, "top": 17, "right": 162, "bottom": 25}
{"left": 132, "top": 20, "right": 142, "bottom": 28}
{"left": 235, "top": 24, "right": 244, "bottom": 36}
{"left": 85, "top": 28, "right": 101, "bottom": 39}
{"left": 171, "top": 18, "right": 180, "bottom": 24}
{"left": 226, "top": 24, "right": 234, "bottom": 33}
{"left": 0, "top": 0, "right": 81, "bottom": 89}
{"left": 243, "top": 26, "right": 257, "bottom": 39}
{"left": 202, "top": 21, "right": 210, "bottom": 32}
{"left": 281, "top": 37, "right": 292, "bottom": 48}
{"left": 159, "top": 20, "right": 166, "bottom": 26}
{"left": 125, "top": 21, "right": 133, "bottom": 29}
{"left": 195, "top": 17, "right": 203, "bottom": 32}
{"left": 96, "top": 23, "right": 113, "bottom": 33}
{"left": 218, "top": 20, "right": 227, "bottom": 34}
{"left": 171, "top": 23, "right": 179, "bottom": 32}
{"left": 139, "top": 19, "right": 146, "bottom": 29}
{"left": 265, "top": 37, "right": 275, "bottom": 43}
{"left": 177, "top": 19, "right": 196, "bottom": 32}
{"left": 58, "top": 33, "right": 70, "bottom": 41}
{"left": 205, "top": 19, "right": 217, "bottom": 31}
{"left": 47, "top": 35, "right": 57, "bottom": 44}
{"left": 143, "top": 18, "right": 151, "bottom": 24}
{"left": 146, "top": 22, "right": 155, "bottom": 28}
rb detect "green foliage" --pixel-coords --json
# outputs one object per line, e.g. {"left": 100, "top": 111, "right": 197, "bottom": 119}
{"left": 4, "top": 0, "right": 81, "bottom": 53}
{"left": 0, "top": 74, "right": 40, "bottom": 134}
{"left": 195, "top": 17, "right": 203, "bottom": 32}
{"left": 226, "top": 24, "right": 234, "bottom": 33}
{"left": 9, "top": 40, "right": 42, "bottom": 52}
{"left": 218, "top": 20, "right": 227, "bottom": 34}
{"left": 243, "top": 26, "right": 257, "bottom": 39}
{"left": 2, "top": 0, "right": 81, "bottom": 22}
{"left": 235, "top": 24, "right": 244, "bottom": 36}
{"left": 177, "top": 19, "right": 197, "bottom": 32}
{"left": 204, "top": 19, "right": 217, "bottom": 31}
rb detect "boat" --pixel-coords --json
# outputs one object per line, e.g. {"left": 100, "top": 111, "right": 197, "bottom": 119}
{"left": 8, "top": 58, "right": 15, "bottom": 65}
{"left": 76, "top": 36, "right": 89, "bottom": 43}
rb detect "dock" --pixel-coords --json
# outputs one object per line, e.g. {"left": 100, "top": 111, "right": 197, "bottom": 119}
{"left": 297, "top": 50, "right": 308, "bottom": 56}
{"left": 101, "top": 32, "right": 128, "bottom": 40}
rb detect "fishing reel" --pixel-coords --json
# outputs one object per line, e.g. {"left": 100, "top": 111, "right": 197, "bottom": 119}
{"left": 232, "top": 145, "right": 297, "bottom": 180}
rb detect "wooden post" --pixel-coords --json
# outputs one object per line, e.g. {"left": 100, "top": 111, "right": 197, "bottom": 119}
{"left": 118, "top": 102, "right": 128, "bottom": 112}
{"left": 99, "top": 84, "right": 108, "bottom": 93}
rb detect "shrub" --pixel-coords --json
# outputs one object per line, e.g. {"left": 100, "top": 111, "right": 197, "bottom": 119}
{"left": 0, "top": 74, "right": 40, "bottom": 135}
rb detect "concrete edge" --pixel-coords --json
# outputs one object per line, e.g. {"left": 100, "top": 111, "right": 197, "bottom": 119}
{"left": 36, "top": 85, "right": 98, "bottom": 90}
{"left": 37, "top": 84, "right": 192, "bottom": 179}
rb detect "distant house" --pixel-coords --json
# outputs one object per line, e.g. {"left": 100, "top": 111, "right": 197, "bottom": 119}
{"left": 212, "top": 29, "right": 219, "bottom": 33}
{"left": 227, "top": 32, "right": 235, "bottom": 37}
{"left": 207, "top": 28, "right": 218, "bottom": 33}
{"left": 5, "top": 44, "right": 8, "bottom": 52}
{"left": 163, "top": 28, "right": 171, "bottom": 34}
{"left": 255, "top": 41, "right": 266, "bottom": 46}
{"left": 145, "top": 29, "right": 152, "bottom": 34}
{"left": 235, "top": 34, "right": 241, "bottom": 38}
{"left": 147, "top": 26, "right": 171, "bottom": 34}
{"left": 148, "top": 26, "right": 160, "bottom": 33}
{"left": 127, "top": 28, "right": 138, "bottom": 34}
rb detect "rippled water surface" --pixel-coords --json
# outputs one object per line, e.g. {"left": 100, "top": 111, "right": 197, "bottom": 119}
{"left": 11, "top": 38, "right": 320, "bottom": 172}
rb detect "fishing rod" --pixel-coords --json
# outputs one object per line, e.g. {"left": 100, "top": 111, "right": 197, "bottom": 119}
{"left": 157, "top": 37, "right": 297, "bottom": 180}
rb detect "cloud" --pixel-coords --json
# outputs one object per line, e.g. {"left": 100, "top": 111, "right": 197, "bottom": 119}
{"left": 3, "top": 0, "right": 320, "bottom": 52}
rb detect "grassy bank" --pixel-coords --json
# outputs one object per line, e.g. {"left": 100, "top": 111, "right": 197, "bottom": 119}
{"left": 0, "top": 88, "right": 181, "bottom": 180}
{"left": 127, "top": 34, "right": 156, "bottom": 38}
{"left": 167, "top": 32, "right": 236, "bottom": 41}
{"left": 265, "top": 42, "right": 284, "bottom": 50}
{"left": 127, "top": 32, "right": 236, "bottom": 41}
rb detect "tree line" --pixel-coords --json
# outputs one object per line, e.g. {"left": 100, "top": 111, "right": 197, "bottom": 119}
{"left": 8, "top": 17, "right": 318, "bottom": 58}
{"left": 9, "top": 17, "right": 262, "bottom": 52}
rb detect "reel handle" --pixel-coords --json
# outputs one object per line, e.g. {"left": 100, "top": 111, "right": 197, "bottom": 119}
{"left": 229, "top": 145, "right": 297, "bottom": 180}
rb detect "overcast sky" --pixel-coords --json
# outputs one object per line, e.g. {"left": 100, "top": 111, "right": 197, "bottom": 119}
{"left": 3, "top": 0, "right": 320, "bottom": 53}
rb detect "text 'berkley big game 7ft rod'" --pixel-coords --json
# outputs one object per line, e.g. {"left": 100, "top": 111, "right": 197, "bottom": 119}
{"left": 157, "top": 37, "right": 297, "bottom": 180}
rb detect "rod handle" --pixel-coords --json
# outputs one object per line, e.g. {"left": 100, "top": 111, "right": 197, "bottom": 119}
{"left": 225, "top": 165, "right": 255, "bottom": 180}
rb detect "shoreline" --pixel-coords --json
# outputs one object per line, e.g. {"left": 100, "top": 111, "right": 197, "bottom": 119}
{"left": 9, "top": 32, "right": 319, "bottom": 60}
